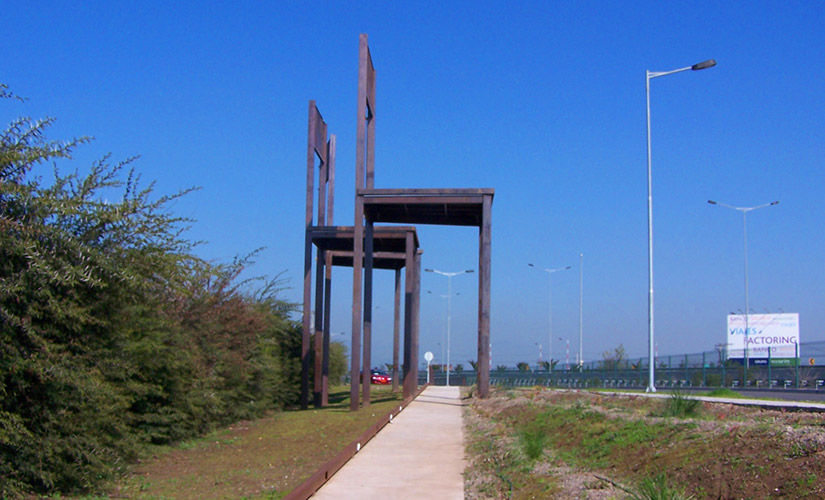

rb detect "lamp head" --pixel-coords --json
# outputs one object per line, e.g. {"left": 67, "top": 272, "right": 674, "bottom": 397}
{"left": 707, "top": 200, "right": 717, "bottom": 205}
{"left": 691, "top": 59, "right": 717, "bottom": 71}
{"left": 770, "top": 201, "right": 779, "bottom": 206}
{"left": 425, "top": 268, "right": 434, "bottom": 273}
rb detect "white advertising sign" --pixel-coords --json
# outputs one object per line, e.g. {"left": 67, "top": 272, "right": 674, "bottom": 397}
{"left": 726, "top": 313, "right": 799, "bottom": 360}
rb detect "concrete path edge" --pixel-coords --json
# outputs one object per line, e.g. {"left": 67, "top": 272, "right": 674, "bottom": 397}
{"left": 283, "top": 384, "right": 430, "bottom": 500}
{"left": 595, "top": 389, "right": 825, "bottom": 412}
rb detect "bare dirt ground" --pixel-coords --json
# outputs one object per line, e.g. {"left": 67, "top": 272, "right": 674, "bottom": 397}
{"left": 463, "top": 388, "right": 825, "bottom": 500}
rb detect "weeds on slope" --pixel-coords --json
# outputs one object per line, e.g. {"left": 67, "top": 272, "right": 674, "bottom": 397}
{"left": 464, "top": 387, "right": 825, "bottom": 499}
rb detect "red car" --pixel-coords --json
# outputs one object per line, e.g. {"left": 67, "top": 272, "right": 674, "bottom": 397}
{"left": 370, "top": 369, "right": 391, "bottom": 385}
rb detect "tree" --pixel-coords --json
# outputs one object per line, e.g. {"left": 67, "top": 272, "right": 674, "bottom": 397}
{"left": 533, "top": 360, "right": 560, "bottom": 372}
{"left": 468, "top": 360, "right": 478, "bottom": 372}
{"left": 454, "top": 363, "right": 464, "bottom": 373}
{"left": 516, "top": 362, "right": 530, "bottom": 372}
{"left": 601, "top": 344, "right": 627, "bottom": 371}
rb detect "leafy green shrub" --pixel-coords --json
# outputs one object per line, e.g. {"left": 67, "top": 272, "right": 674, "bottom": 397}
{"left": 0, "top": 86, "right": 308, "bottom": 497}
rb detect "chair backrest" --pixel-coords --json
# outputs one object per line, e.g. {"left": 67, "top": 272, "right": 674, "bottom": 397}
{"left": 305, "top": 101, "right": 336, "bottom": 227}
{"left": 355, "top": 33, "right": 376, "bottom": 191}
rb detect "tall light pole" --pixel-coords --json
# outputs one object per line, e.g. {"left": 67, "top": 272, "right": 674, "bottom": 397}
{"left": 428, "top": 290, "right": 459, "bottom": 375}
{"left": 558, "top": 337, "right": 570, "bottom": 371}
{"left": 425, "top": 268, "right": 474, "bottom": 386}
{"left": 528, "top": 263, "right": 571, "bottom": 366}
{"left": 708, "top": 199, "right": 779, "bottom": 383}
{"left": 578, "top": 253, "right": 584, "bottom": 371}
{"left": 646, "top": 58, "right": 716, "bottom": 393}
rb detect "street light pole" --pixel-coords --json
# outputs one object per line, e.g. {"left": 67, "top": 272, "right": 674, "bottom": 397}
{"left": 529, "top": 264, "right": 571, "bottom": 366}
{"left": 645, "top": 58, "right": 716, "bottom": 393}
{"left": 428, "top": 290, "right": 459, "bottom": 376}
{"left": 579, "top": 253, "right": 584, "bottom": 371}
{"left": 708, "top": 199, "right": 779, "bottom": 383}
{"left": 425, "top": 268, "right": 474, "bottom": 386}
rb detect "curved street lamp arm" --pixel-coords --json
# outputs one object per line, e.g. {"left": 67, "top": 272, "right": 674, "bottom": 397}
{"left": 648, "top": 59, "right": 716, "bottom": 79}
{"left": 709, "top": 199, "right": 780, "bottom": 213}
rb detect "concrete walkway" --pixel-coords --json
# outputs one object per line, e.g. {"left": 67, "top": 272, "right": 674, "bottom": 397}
{"left": 604, "top": 390, "right": 825, "bottom": 412}
{"left": 311, "top": 386, "right": 466, "bottom": 500}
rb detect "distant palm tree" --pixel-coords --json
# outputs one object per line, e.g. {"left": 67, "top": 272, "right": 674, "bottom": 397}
{"left": 468, "top": 360, "right": 478, "bottom": 372}
{"left": 516, "top": 361, "right": 530, "bottom": 372}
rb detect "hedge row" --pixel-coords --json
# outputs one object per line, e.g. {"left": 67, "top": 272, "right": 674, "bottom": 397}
{"left": 0, "top": 86, "right": 308, "bottom": 497}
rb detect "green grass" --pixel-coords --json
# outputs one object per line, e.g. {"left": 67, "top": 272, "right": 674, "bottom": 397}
{"left": 580, "top": 419, "right": 665, "bottom": 467}
{"left": 464, "top": 411, "right": 559, "bottom": 499}
{"left": 103, "top": 385, "right": 404, "bottom": 500}
{"left": 517, "top": 405, "right": 669, "bottom": 469}
{"left": 175, "top": 429, "right": 240, "bottom": 450}
{"left": 519, "top": 428, "right": 547, "bottom": 460}
{"left": 795, "top": 472, "right": 819, "bottom": 495}
{"left": 700, "top": 389, "right": 824, "bottom": 404}
{"left": 702, "top": 388, "right": 744, "bottom": 398}
{"left": 467, "top": 388, "right": 825, "bottom": 499}
{"left": 586, "top": 387, "right": 646, "bottom": 393}
{"left": 625, "top": 474, "right": 694, "bottom": 500}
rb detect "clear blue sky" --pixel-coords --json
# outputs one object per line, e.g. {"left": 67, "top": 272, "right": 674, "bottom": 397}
{"left": 5, "top": 2, "right": 824, "bottom": 367}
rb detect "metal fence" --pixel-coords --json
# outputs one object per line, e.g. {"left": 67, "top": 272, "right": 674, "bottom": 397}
{"left": 418, "top": 341, "right": 825, "bottom": 390}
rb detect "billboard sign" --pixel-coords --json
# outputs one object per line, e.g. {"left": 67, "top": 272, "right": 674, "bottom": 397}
{"left": 726, "top": 313, "right": 799, "bottom": 364}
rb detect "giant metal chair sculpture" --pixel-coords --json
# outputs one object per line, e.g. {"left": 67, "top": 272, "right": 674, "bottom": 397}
{"left": 301, "top": 101, "right": 421, "bottom": 409}
{"left": 350, "top": 34, "right": 493, "bottom": 408}
{"left": 302, "top": 34, "right": 493, "bottom": 411}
